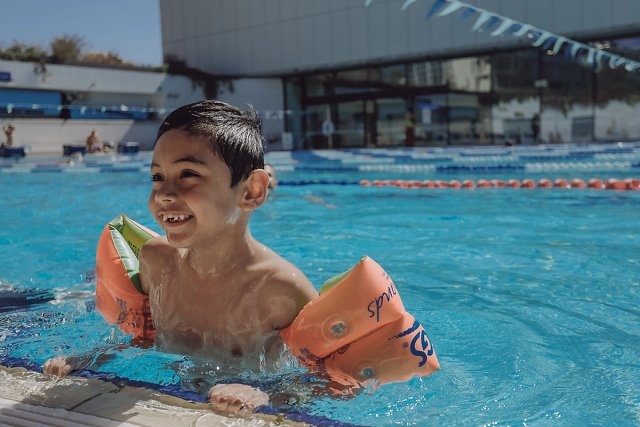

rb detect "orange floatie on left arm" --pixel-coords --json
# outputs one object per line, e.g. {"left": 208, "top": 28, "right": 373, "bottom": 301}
{"left": 280, "top": 256, "right": 439, "bottom": 390}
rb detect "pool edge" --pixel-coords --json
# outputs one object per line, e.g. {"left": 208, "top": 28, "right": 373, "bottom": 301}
{"left": 0, "top": 365, "right": 307, "bottom": 426}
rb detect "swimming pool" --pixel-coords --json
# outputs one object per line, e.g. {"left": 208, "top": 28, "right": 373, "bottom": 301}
{"left": 1, "top": 144, "right": 639, "bottom": 426}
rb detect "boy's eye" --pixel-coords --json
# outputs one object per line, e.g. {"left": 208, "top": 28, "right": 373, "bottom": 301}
{"left": 151, "top": 174, "right": 163, "bottom": 182}
{"left": 180, "top": 170, "right": 200, "bottom": 178}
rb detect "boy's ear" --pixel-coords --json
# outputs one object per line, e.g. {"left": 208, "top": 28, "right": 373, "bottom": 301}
{"left": 239, "top": 169, "right": 269, "bottom": 210}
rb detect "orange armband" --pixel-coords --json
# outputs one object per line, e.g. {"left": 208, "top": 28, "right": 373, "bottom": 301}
{"left": 280, "top": 256, "right": 439, "bottom": 390}
{"left": 95, "top": 214, "right": 157, "bottom": 341}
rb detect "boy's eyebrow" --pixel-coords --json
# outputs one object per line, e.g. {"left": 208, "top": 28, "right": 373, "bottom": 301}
{"left": 150, "top": 155, "right": 208, "bottom": 168}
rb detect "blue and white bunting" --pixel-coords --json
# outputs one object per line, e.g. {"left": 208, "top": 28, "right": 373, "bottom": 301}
{"left": 366, "top": 0, "right": 640, "bottom": 72}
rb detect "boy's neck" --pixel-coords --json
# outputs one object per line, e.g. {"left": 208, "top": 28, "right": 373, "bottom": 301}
{"left": 183, "top": 232, "right": 256, "bottom": 276}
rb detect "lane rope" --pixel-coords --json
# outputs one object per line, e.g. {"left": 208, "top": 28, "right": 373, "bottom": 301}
{"left": 359, "top": 178, "right": 640, "bottom": 191}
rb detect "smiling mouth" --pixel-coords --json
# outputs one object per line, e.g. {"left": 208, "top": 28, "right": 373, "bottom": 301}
{"left": 159, "top": 213, "right": 193, "bottom": 223}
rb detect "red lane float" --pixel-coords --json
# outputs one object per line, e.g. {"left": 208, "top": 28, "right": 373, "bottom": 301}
{"left": 359, "top": 178, "right": 640, "bottom": 191}
{"left": 538, "top": 179, "right": 552, "bottom": 188}
{"left": 570, "top": 178, "right": 586, "bottom": 188}
{"left": 521, "top": 179, "right": 535, "bottom": 188}
{"left": 627, "top": 178, "right": 640, "bottom": 190}
{"left": 606, "top": 179, "right": 626, "bottom": 190}
{"left": 588, "top": 178, "right": 603, "bottom": 189}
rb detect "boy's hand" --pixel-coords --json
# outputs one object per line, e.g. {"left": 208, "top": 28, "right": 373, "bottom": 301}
{"left": 42, "top": 356, "right": 76, "bottom": 377}
{"left": 207, "top": 383, "right": 269, "bottom": 414}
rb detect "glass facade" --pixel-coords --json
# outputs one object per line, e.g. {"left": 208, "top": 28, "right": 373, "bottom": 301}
{"left": 285, "top": 34, "right": 640, "bottom": 148}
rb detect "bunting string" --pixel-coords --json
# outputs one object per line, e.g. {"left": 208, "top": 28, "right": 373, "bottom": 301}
{"left": 366, "top": 0, "right": 640, "bottom": 72}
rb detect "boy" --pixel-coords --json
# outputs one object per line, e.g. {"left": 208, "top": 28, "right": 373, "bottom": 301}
{"left": 45, "top": 100, "right": 318, "bottom": 414}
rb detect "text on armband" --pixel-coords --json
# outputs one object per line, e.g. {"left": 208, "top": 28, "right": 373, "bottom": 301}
{"left": 366, "top": 281, "right": 398, "bottom": 322}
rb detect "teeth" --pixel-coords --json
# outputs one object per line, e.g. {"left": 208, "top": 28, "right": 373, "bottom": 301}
{"left": 161, "top": 214, "right": 191, "bottom": 223}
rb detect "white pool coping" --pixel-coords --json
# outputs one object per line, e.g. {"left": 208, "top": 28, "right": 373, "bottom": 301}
{"left": 0, "top": 365, "right": 306, "bottom": 426}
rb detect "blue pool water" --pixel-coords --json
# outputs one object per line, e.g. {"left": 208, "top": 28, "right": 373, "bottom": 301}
{"left": 1, "top": 145, "right": 639, "bottom": 426}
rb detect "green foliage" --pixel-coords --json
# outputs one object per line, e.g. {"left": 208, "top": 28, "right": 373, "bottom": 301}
{"left": 81, "top": 51, "right": 128, "bottom": 66}
{"left": 0, "top": 34, "right": 165, "bottom": 71}
{"left": 0, "top": 42, "right": 47, "bottom": 62}
{"left": 49, "top": 34, "right": 85, "bottom": 64}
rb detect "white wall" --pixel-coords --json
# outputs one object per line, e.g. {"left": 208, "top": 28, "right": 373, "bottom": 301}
{"left": 217, "top": 78, "right": 285, "bottom": 147}
{"left": 160, "top": 0, "right": 640, "bottom": 76}
{"left": 0, "top": 60, "right": 207, "bottom": 153}
{"left": 0, "top": 59, "right": 204, "bottom": 111}
{"left": 2, "top": 119, "right": 159, "bottom": 153}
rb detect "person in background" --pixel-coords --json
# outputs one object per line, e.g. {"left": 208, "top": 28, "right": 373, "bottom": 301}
{"left": 3, "top": 123, "right": 15, "bottom": 146}
{"left": 44, "top": 100, "right": 318, "bottom": 414}
{"left": 531, "top": 113, "right": 541, "bottom": 143}
{"left": 265, "top": 163, "right": 278, "bottom": 190}
{"left": 404, "top": 112, "right": 415, "bottom": 147}
{"left": 86, "top": 129, "right": 101, "bottom": 153}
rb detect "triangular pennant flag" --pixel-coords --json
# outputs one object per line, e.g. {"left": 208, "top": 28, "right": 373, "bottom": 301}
{"left": 551, "top": 37, "right": 568, "bottom": 55}
{"left": 436, "top": 0, "right": 465, "bottom": 17}
{"left": 471, "top": 11, "right": 495, "bottom": 32}
{"left": 531, "top": 30, "right": 553, "bottom": 47}
{"left": 401, "top": 0, "right": 419, "bottom": 11}
{"left": 570, "top": 42, "right": 582, "bottom": 58}
{"left": 490, "top": 18, "right": 516, "bottom": 37}
{"left": 371, "top": 0, "right": 640, "bottom": 71}
{"left": 425, "top": 0, "right": 448, "bottom": 18}
{"left": 542, "top": 36, "right": 557, "bottom": 51}
{"left": 512, "top": 23, "right": 534, "bottom": 37}
{"left": 608, "top": 54, "right": 620, "bottom": 69}
{"left": 457, "top": 6, "right": 477, "bottom": 23}
{"left": 484, "top": 15, "right": 502, "bottom": 31}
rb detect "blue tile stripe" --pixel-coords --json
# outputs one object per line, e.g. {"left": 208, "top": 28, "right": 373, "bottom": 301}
{"left": 0, "top": 356, "right": 362, "bottom": 427}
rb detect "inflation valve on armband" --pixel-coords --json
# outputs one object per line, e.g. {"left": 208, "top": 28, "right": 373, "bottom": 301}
{"left": 280, "top": 256, "right": 439, "bottom": 390}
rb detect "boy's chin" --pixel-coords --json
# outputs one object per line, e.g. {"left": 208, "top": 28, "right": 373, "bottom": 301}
{"left": 166, "top": 234, "right": 190, "bottom": 248}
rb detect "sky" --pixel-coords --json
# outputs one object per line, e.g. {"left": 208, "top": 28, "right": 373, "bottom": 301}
{"left": 0, "top": 0, "right": 163, "bottom": 66}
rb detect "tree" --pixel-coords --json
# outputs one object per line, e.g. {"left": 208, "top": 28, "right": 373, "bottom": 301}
{"left": 50, "top": 34, "right": 86, "bottom": 64}
{"left": 0, "top": 42, "right": 47, "bottom": 62}
{"left": 82, "top": 51, "right": 128, "bottom": 66}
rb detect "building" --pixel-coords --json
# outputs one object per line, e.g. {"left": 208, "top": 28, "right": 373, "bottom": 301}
{"left": 160, "top": 0, "right": 640, "bottom": 149}
{"left": 0, "top": 60, "right": 205, "bottom": 153}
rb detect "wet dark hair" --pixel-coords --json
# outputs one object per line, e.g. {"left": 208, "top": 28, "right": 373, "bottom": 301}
{"left": 157, "top": 100, "right": 265, "bottom": 187}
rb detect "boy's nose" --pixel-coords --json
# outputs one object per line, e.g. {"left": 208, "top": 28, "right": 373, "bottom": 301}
{"left": 154, "top": 183, "right": 177, "bottom": 202}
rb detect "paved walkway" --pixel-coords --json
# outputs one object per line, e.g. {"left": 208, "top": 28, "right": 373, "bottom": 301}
{"left": 0, "top": 366, "right": 304, "bottom": 426}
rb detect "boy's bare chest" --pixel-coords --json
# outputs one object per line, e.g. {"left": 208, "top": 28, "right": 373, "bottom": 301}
{"left": 149, "top": 269, "right": 272, "bottom": 356}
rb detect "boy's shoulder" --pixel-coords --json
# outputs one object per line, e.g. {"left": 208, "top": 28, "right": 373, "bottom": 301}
{"left": 253, "top": 247, "right": 318, "bottom": 299}
{"left": 140, "top": 236, "right": 182, "bottom": 267}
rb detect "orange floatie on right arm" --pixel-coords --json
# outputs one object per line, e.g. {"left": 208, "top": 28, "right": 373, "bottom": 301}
{"left": 280, "top": 256, "right": 439, "bottom": 390}
{"left": 95, "top": 214, "right": 158, "bottom": 341}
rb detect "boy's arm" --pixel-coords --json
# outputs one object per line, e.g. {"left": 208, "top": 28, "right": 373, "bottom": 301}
{"left": 139, "top": 236, "right": 162, "bottom": 294}
{"left": 44, "top": 238, "right": 169, "bottom": 377}
{"left": 42, "top": 344, "right": 129, "bottom": 377}
{"left": 207, "top": 384, "right": 269, "bottom": 414}
{"left": 267, "top": 262, "right": 318, "bottom": 330}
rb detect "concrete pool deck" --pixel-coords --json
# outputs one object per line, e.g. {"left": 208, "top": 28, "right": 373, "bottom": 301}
{"left": 0, "top": 365, "right": 307, "bottom": 426}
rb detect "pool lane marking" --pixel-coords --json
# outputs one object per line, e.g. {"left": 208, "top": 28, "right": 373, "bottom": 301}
{"left": 360, "top": 178, "right": 640, "bottom": 191}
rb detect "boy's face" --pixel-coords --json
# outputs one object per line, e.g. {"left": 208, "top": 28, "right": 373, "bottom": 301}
{"left": 149, "top": 129, "right": 243, "bottom": 248}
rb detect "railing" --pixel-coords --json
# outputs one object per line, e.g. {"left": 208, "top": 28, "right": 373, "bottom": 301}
{"left": 0, "top": 103, "right": 167, "bottom": 121}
